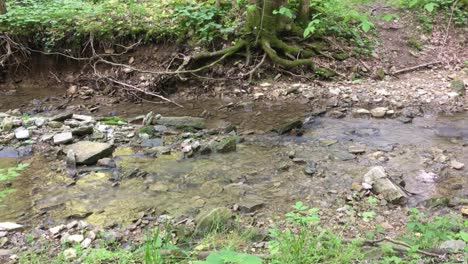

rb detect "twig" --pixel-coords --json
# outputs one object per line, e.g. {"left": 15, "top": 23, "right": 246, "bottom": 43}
{"left": 441, "top": 0, "right": 458, "bottom": 49}
{"left": 245, "top": 53, "right": 267, "bottom": 82}
{"left": 392, "top": 61, "right": 441, "bottom": 75}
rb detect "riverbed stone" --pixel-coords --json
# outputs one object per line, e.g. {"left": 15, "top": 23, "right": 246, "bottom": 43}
{"left": 51, "top": 112, "right": 73, "bottom": 122}
{"left": 370, "top": 107, "right": 388, "bottom": 118}
{"left": 154, "top": 116, "right": 206, "bottom": 129}
{"left": 348, "top": 145, "right": 366, "bottom": 154}
{"left": 53, "top": 132, "right": 73, "bottom": 144}
{"left": 0, "top": 222, "right": 23, "bottom": 231}
{"left": 72, "top": 126, "right": 94, "bottom": 136}
{"left": 66, "top": 234, "right": 84, "bottom": 244}
{"left": 450, "top": 160, "right": 464, "bottom": 170}
{"left": 275, "top": 119, "right": 303, "bottom": 135}
{"left": 141, "top": 138, "right": 163, "bottom": 147}
{"left": 14, "top": 128, "right": 30, "bottom": 140}
{"left": 1, "top": 118, "right": 13, "bottom": 131}
{"left": 65, "top": 141, "right": 113, "bottom": 165}
{"left": 47, "top": 121, "right": 63, "bottom": 128}
{"left": 238, "top": 196, "right": 265, "bottom": 213}
{"left": 215, "top": 135, "right": 237, "bottom": 153}
{"left": 303, "top": 161, "right": 317, "bottom": 175}
{"left": 362, "top": 166, "right": 407, "bottom": 203}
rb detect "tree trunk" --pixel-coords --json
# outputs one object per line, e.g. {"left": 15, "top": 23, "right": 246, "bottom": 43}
{"left": 0, "top": 0, "right": 6, "bottom": 15}
{"left": 244, "top": 0, "right": 314, "bottom": 68}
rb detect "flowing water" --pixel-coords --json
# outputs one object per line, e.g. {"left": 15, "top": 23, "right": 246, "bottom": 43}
{"left": 0, "top": 87, "right": 467, "bottom": 227}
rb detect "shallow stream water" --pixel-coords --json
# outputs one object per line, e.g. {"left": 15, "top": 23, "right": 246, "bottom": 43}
{"left": 0, "top": 87, "right": 467, "bottom": 226}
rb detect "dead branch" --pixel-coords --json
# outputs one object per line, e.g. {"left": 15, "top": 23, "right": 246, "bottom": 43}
{"left": 392, "top": 61, "right": 441, "bottom": 75}
{"left": 363, "top": 237, "right": 447, "bottom": 258}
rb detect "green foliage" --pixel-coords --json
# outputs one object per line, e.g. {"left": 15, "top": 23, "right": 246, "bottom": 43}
{"left": 194, "top": 249, "right": 262, "bottom": 264}
{"left": 0, "top": 0, "right": 239, "bottom": 49}
{"left": 362, "top": 210, "right": 377, "bottom": 222}
{"left": 171, "top": 1, "right": 236, "bottom": 42}
{"left": 79, "top": 248, "right": 136, "bottom": 264}
{"left": 273, "top": 6, "right": 295, "bottom": 19}
{"left": 143, "top": 227, "right": 183, "bottom": 264}
{"left": 396, "top": 0, "right": 468, "bottom": 26}
{"left": 402, "top": 208, "right": 466, "bottom": 249}
{"left": 268, "top": 201, "right": 364, "bottom": 263}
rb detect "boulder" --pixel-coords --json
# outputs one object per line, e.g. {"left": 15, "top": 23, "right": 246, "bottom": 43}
{"left": 154, "top": 116, "right": 206, "bottom": 129}
{"left": 50, "top": 112, "right": 73, "bottom": 122}
{"left": 362, "top": 166, "right": 407, "bottom": 203}
{"left": 64, "top": 141, "right": 113, "bottom": 165}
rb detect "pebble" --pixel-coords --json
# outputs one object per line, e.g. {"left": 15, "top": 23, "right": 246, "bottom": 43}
{"left": 63, "top": 248, "right": 77, "bottom": 260}
{"left": 66, "top": 234, "right": 84, "bottom": 243}
{"left": 450, "top": 160, "right": 464, "bottom": 170}
{"left": 348, "top": 145, "right": 366, "bottom": 154}
{"left": 370, "top": 107, "right": 388, "bottom": 118}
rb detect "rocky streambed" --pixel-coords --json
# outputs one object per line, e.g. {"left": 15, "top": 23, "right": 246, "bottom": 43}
{"left": 0, "top": 92, "right": 467, "bottom": 261}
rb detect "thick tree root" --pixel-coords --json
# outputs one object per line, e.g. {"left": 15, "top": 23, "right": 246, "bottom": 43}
{"left": 260, "top": 38, "right": 314, "bottom": 69}
{"left": 192, "top": 40, "right": 247, "bottom": 60}
{"left": 269, "top": 35, "right": 315, "bottom": 57}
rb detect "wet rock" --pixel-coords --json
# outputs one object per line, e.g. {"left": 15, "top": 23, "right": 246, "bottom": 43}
{"left": 72, "top": 126, "right": 94, "bottom": 136}
{"left": 331, "top": 150, "right": 355, "bottom": 161}
{"left": 141, "top": 138, "right": 163, "bottom": 147}
{"left": 450, "top": 79, "right": 465, "bottom": 96}
{"left": 63, "top": 248, "right": 77, "bottom": 260}
{"left": 64, "top": 120, "right": 80, "bottom": 128}
{"left": 348, "top": 145, "right": 366, "bottom": 154}
{"left": 65, "top": 141, "right": 113, "bottom": 165}
{"left": 195, "top": 207, "right": 232, "bottom": 234}
{"left": 288, "top": 150, "right": 296, "bottom": 159}
{"left": 354, "top": 108, "right": 371, "bottom": 115}
{"left": 72, "top": 114, "right": 94, "bottom": 123}
{"left": 154, "top": 125, "right": 168, "bottom": 134}
{"left": 51, "top": 112, "right": 73, "bottom": 122}
{"left": 199, "top": 145, "right": 212, "bottom": 155}
{"left": 319, "top": 139, "right": 338, "bottom": 146}
{"left": 274, "top": 119, "right": 303, "bottom": 135}
{"left": 362, "top": 166, "right": 407, "bottom": 204}
{"left": 450, "top": 160, "right": 464, "bottom": 170}
{"left": 439, "top": 240, "right": 465, "bottom": 252}
{"left": 149, "top": 183, "right": 169, "bottom": 192}
{"left": 54, "top": 132, "right": 73, "bottom": 144}
{"left": 215, "top": 136, "right": 237, "bottom": 153}
{"left": 14, "top": 127, "right": 29, "bottom": 139}
{"left": 0, "top": 222, "right": 23, "bottom": 231}
{"left": 370, "top": 107, "right": 388, "bottom": 118}
{"left": 303, "top": 161, "right": 317, "bottom": 176}
{"left": 97, "top": 158, "right": 113, "bottom": 167}
{"left": 398, "top": 116, "right": 412, "bottom": 123}
{"left": 154, "top": 116, "right": 206, "bottom": 129}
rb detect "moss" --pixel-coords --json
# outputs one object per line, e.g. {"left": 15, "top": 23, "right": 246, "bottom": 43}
{"left": 315, "top": 67, "right": 336, "bottom": 79}
{"left": 98, "top": 116, "right": 127, "bottom": 125}
{"left": 138, "top": 126, "right": 155, "bottom": 136}
{"left": 407, "top": 36, "right": 423, "bottom": 51}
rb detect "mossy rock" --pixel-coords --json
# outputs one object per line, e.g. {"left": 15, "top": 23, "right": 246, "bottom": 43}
{"left": 375, "top": 68, "right": 386, "bottom": 80}
{"left": 195, "top": 207, "right": 232, "bottom": 235}
{"left": 333, "top": 52, "right": 349, "bottom": 61}
{"left": 154, "top": 116, "right": 206, "bottom": 130}
{"left": 273, "top": 119, "right": 303, "bottom": 135}
{"left": 315, "top": 67, "right": 336, "bottom": 79}
{"left": 215, "top": 135, "right": 238, "bottom": 153}
{"left": 138, "top": 126, "right": 155, "bottom": 136}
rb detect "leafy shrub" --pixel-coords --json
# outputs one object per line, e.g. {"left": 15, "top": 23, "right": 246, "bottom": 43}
{"left": 395, "top": 0, "right": 468, "bottom": 26}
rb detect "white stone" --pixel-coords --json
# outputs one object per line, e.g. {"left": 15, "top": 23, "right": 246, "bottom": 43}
{"left": 450, "top": 160, "right": 464, "bottom": 170}
{"left": 49, "top": 225, "right": 65, "bottom": 235}
{"left": 14, "top": 128, "right": 30, "bottom": 140}
{"left": 0, "top": 222, "right": 23, "bottom": 231}
{"left": 53, "top": 132, "right": 73, "bottom": 144}
{"left": 66, "top": 234, "right": 84, "bottom": 243}
{"left": 80, "top": 238, "right": 92, "bottom": 248}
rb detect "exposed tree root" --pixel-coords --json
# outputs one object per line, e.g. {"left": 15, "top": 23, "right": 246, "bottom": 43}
{"left": 261, "top": 38, "right": 314, "bottom": 69}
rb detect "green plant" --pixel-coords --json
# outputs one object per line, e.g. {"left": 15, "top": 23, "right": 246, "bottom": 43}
{"left": 143, "top": 227, "right": 184, "bottom": 264}
{"left": 362, "top": 211, "right": 377, "bottom": 222}
{"left": 194, "top": 249, "right": 262, "bottom": 264}
{"left": 98, "top": 116, "right": 127, "bottom": 125}
{"left": 0, "top": 163, "right": 30, "bottom": 202}
{"left": 268, "top": 201, "right": 364, "bottom": 263}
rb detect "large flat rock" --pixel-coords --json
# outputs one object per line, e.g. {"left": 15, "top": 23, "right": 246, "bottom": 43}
{"left": 154, "top": 116, "right": 205, "bottom": 129}
{"left": 65, "top": 141, "right": 113, "bottom": 165}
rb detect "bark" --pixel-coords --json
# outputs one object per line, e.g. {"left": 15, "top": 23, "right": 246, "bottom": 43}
{"left": 0, "top": 0, "right": 6, "bottom": 15}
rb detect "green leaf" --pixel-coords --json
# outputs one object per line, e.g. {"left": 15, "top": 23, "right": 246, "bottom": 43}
{"left": 424, "top": 3, "right": 437, "bottom": 12}
{"left": 273, "top": 6, "right": 294, "bottom": 19}
{"left": 458, "top": 231, "right": 468, "bottom": 242}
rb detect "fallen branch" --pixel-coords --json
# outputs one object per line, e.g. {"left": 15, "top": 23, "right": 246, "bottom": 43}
{"left": 363, "top": 237, "right": 447, "bottom": 258}
{"left": 391, "top": 61, "right": 441, "bottom": 75}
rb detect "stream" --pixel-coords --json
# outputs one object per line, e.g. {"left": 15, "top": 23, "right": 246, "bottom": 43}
{"left": 0, "top": 91, "right": 466, "bottom": 227}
